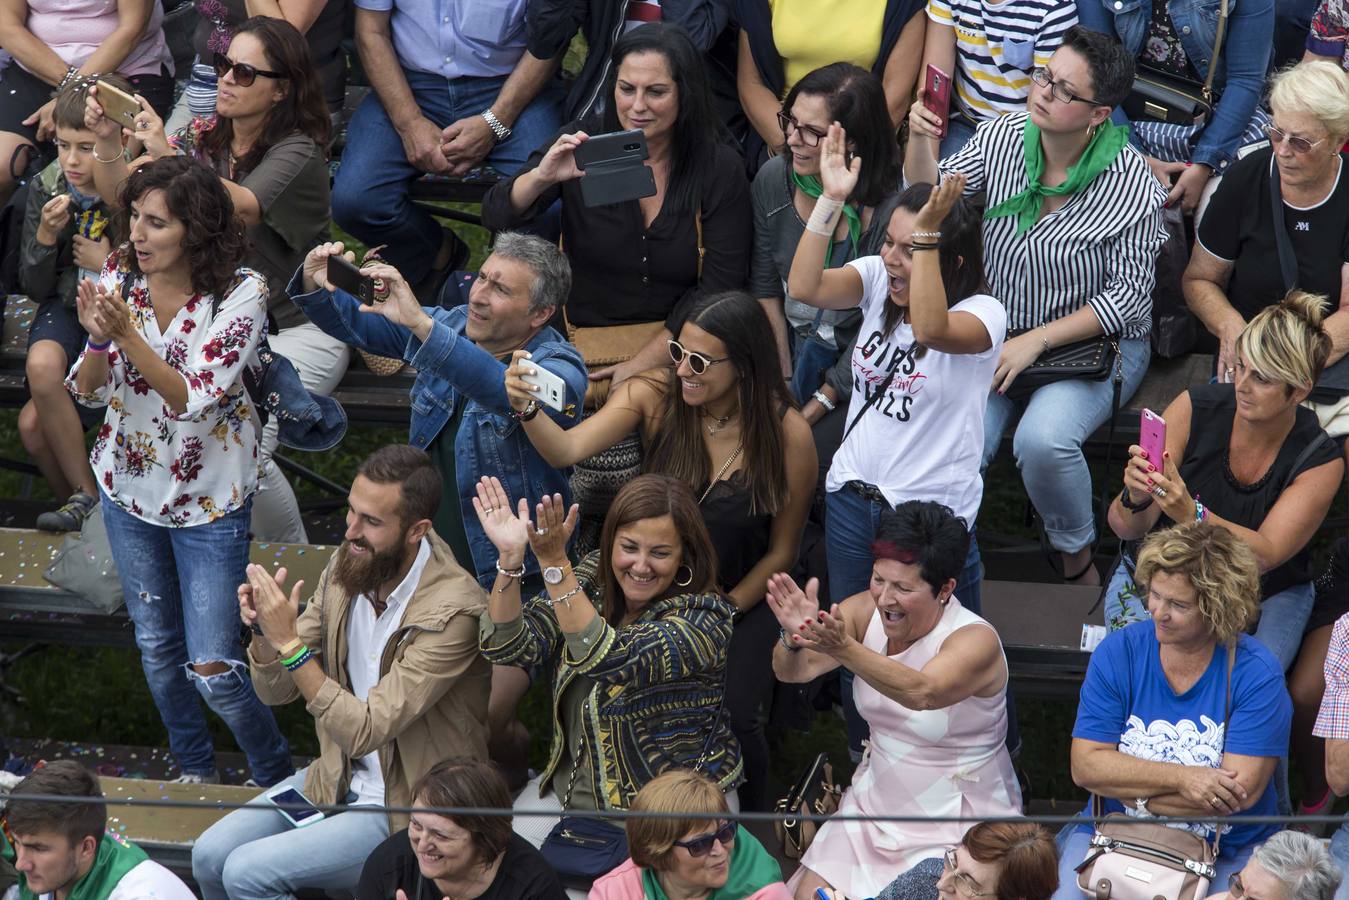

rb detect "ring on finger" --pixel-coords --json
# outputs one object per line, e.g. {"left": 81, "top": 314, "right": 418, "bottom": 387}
{"left": 535, "top": 527, "right": 548, "bottom": 536}
{"left": 1152, "top": 486, "right": 1167, "bottom": 498}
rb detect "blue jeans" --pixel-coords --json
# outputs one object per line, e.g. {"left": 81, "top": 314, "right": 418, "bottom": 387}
{"left": 191, "top": 767, "right": 389, "bottom": 900}
{"left": 939, "top": 111, "right": 978, "bottom": 159}
{"left": 1053, "top": 827, "right": 1253, "bottom": 900}
{"left": 1331, "top": 825, "right": 1349, "bottom": 900}
{"left": 825, "top": 485, "right": 997, "bottom": 755}
{"left": 982, "top": 338, "right": 1152, "bottom": 554}
{"left": 789, "top": 331, "right": 840, "bottom": 407}
{"left": 332, "top": 69, "right": 563, "bottom": 283}
{"left": 1103, "top": 558, "right": 1314, "bottom": 671}
{"left": 101, "top": 494, "right": 291, "bottom": 785}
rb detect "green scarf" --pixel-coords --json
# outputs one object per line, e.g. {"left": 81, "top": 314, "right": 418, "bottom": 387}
{"left": 641, "top": 827, "right": 785, "bottom": 900}
{"left": 984, "top": 119, "right": 1130, "bottom": 235}
{"left": 791, "top": 170, "right": 861, "bottom": 261}
{"left": 12, "top": 830, "right": 148, "bottom": 900}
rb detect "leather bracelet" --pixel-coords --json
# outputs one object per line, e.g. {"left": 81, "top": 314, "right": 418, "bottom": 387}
{"left": 515, "top": 400, "right": 540, "bottom": 422}
{"left": 811, "top": 390, "right": 836, "bottom": 412}
{"left": 1118, "top": 489, "right": 1153, "bottom": 513}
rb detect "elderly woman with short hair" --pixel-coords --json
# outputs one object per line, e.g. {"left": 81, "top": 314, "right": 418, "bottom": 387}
{"left": 589, "top": 770, "right": 789, "bottom": 900}
{"left": 1184, "top": 60, "right": 1349, "bottom": 387}
{"left": 1053, "top": 522, "right": 1293, "bottom": 900}
{"left": 1218, "top": 831, "right": 1342, "bottom": 900}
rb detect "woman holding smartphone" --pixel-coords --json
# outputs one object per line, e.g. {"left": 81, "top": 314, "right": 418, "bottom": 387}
{"left": 67, "top": 155, "right": 291, "bottom": 787}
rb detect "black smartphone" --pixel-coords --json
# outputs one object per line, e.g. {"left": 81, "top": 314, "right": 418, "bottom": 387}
{"left": 573, "top": 129, "right": 657, "bottom": 208}
{"left": 326, "top": 254, "right": 376, "bottom": 304}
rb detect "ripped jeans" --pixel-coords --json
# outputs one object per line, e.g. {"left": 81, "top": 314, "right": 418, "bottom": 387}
{"left": 100, "top": 493, "right": 292, "bottom": 785}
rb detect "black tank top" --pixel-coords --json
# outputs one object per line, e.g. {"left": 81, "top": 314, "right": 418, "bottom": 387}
{"left": 697, "top": 473, "right": 773, "bottom": 594}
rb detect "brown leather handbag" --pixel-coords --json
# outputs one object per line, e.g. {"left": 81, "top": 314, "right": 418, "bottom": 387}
{"left": 774, "top": 752, "right": 842, "bottom": 860}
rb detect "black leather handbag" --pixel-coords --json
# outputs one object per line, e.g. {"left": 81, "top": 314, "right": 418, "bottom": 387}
{"left": 1122, "top": 0, "right": 1228, "bottom": 127}
{"left": 1004, "top": 328, "right": 1119, "bottom": 400}
{"left": 773, "top": 751, "right": 842, "bottom": 860}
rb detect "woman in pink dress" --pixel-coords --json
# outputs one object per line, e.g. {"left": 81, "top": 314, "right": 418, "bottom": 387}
{"left": 768, "top": 499, "right": 1022, "bottom": 900}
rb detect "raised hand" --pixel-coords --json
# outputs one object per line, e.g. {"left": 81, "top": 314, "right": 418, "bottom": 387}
{"left": 505, "top": 349, "right": 541, "bottom": 412}
{"left": 527, "top": 493, "right": 579, "bottom": 564}
{"left": 301, "top": 242, "right": 356, "bottom": 293}
{"left": 471, "top": 476, "right": 531, "bottom": 563}
{"left": 246, "top": 563, "right": 306, "bottom": 650}
{"left": 914, "top": 172, "right": 966, "bottom": 232}
{"left": 765, "top": 572, "right": 822, "bottom": 639}
{"left": 128, "top": 96, "right": 172, "bottom": 159}
{"left": 819, "top": 123, "right": 859, "bottom": 202}
{"left": 75, "top": 278, "right": 111, "bottom": 343}
{"left": 83, "top": 85, "right": 124, "bottom": 142}
{"left": 354, "top": 262, "right": 426, "bottom": 330}
{"left": 535, "top": 132, "right": 588, "bottom": 185}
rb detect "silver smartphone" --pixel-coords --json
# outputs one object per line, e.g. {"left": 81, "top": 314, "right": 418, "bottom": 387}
{"left": 520, "top": 363, "right": 566, "bottom": 412}
{"left": 265, "top": 785, "right": 325, "bottom": 828}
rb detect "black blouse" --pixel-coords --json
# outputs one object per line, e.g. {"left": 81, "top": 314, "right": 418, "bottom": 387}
{"left": 481, "top": 121, "right": 751, "bottom": 329}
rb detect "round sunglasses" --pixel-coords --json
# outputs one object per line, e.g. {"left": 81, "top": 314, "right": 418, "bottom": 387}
{"left": 213, "top": 52, "right": 288, "bottom": 87}
{"left": 672, "top": 821, "right": 735, "bottom": 857}
{"left": 668, "top": 339, "right": 730, "bottom": 375}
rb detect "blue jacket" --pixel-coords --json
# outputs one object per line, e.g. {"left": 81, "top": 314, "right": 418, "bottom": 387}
{"left": 1077, "top": 0, "right": 1273, "bottom": 173}
{"left": 289, "top": 271, "right": 587, "bottom": 587}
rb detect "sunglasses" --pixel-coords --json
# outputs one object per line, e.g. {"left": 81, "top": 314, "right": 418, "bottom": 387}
{"left": 776, "top": 111, "right": 828, "bottom": 147}
{"left": 668, "top": 339, "right": 730, "bottom": 375}
{"left": 1264, "top": 124, "right": 1327, "bottom": 154}
{"left": 213, "top": 52, "right": 288, "bottom": 87}
{"left": 672, "top": 821, "right": 735, "bottom": 857}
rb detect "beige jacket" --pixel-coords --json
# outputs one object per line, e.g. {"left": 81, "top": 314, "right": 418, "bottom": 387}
{"left": 249, "top": 533, "right": 491, "bottom": 829}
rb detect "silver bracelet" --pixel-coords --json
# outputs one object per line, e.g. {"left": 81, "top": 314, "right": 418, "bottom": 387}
{"left": 911, "top": 230, "right": 942, "bottom": 240}
{"left": 780, "top": 628, "right": 802, "bottom": 652}
{"left": 811, "top": 390, "right": 836, "bottom": 412}
{"left": 481, "top": 108, "right": 512, "bottom": 142}
{"left": 547, "top": 585, "right": 583, "bottom": 609}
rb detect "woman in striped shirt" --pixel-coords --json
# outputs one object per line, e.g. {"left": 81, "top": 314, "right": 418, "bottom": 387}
{"left": 906, "top": 25, "right": 1167, "bottom": 584}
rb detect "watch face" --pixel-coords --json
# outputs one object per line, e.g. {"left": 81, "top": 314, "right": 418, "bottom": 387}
{"left": 543, "top": 566, "right": 564, "bottom": 585}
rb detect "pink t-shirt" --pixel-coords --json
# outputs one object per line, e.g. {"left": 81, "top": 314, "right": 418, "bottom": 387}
{"left": 25, "top": 0, "right": 172, "bottom": 77}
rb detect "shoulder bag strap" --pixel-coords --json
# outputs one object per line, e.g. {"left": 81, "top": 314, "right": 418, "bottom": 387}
{"left": 1202, "top": 0, "right": 1230, "bottom": 105}
{"left": 694, "top": 206, "right": 704, "bottom": 280}
{"left": 1212, "top": 641, "right": 1236, "bottom": 856}
{"left": 1269, "top": 161, "right": 1299, "bottom": 292}
{"left": 1278, "top": 432, "right": 1334, "bottom": 494}
{"left": 840, "top": 346, "right": 906, "bottom": 444}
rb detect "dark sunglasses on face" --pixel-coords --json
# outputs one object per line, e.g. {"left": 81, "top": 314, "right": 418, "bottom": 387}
{"left": 668, "top": 339, "right": 730, "bottom": 375}
{"left": 213, "top": 52, "right": 288, "bottom": 87}
{"left": 672, "top": 821, "right": 736, "bottom": 857}
{"left": 777, "top": 111, "right": 828, "bottom": 146}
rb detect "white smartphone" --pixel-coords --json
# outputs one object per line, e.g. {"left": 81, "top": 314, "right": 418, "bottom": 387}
{"left": 520, "top": 363, "right": 567, "bottom": 412}
{"left": 266, "top": 785, "right": 325, "bottom": 828}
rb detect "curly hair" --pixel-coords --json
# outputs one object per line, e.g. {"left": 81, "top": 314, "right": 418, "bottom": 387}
{"left": 1133, "top": 521, "right": 1261, "bottom": 644}
{"left": 117, "top": 155, "right": 248, "bottom": 300}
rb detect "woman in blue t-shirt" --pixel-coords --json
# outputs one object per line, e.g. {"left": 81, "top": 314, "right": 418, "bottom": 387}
{"left": 1053, "top": 521, "right": 1292, "bottom": 900}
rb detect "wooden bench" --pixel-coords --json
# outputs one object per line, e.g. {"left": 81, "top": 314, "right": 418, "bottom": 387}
{"left": 981, "top": 579, "right": 1100, "bottom": 698}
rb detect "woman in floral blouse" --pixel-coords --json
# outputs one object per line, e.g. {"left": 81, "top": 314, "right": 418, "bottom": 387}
{"left": 68, "top": 155, "right": 292, "bottom": 786}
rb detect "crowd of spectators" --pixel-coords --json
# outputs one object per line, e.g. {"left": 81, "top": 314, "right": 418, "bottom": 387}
{"left": 11, "top": 0, "right": 1349, "bottom": 898}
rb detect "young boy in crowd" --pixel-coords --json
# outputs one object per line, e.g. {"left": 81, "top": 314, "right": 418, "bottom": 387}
{"left": 17, "top": 75, "right": 130, "bottom": 532}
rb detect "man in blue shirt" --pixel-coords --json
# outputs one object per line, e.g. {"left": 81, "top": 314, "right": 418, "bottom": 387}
{"left": 332, "top": 0, "right": 565, "bottom": 296}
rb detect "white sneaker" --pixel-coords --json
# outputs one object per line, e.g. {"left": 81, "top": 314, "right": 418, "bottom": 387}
{"left": 171, "top": 771, "right": 220, "bottom": 785}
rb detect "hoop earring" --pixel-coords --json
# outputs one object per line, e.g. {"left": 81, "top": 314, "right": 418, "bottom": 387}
{"left": 674, "top": 565, "right": 693, "bottom": 588}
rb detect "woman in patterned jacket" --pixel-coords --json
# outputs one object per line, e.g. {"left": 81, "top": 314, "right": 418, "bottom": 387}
{"left": 477, "top": 473, "right": 742, "bottom": 846}
{"left": 68, "top": 155, "right": 292, "bottom": 787}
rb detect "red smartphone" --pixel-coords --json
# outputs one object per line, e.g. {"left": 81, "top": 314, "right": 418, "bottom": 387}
{"left": 1139, "top": 408, "right": 1167, "bottom": 468}
{"left": 923, "top": 63, "right": 952, "bottom": 139}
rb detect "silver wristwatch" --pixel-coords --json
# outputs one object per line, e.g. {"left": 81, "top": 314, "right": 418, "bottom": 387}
{"left": 1134, "top": 796, "right": 1153, "bottom": 817}
{"left": 481, "top": 108, "right": 512, "bottom": 142}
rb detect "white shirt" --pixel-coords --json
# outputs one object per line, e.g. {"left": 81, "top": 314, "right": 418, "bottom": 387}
{"left": 346, "top": 537, "right": 432, "bottom": 807}
{"left": 66, "top": 251, "right": 268, "bottom": 527}
{"left": 825, "top": 255, "right": 1007, "bottom": 523}
{"left": 6, "top": 858, "right": 196, "bottom": 900}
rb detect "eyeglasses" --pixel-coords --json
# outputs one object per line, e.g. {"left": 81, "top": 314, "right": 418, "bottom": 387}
{"left": 777, "top": 111, "right": 828, "bottom": 147}
{"left": 944, "top": 847, "right": 996, "bottom": 898}
{"left": 1264, "top": 125, "right": 1328, "bottom": 154}
{"left": 668, "top": 339, "right": 730, "bottom": 375}
{"left": 213, "top": 52, "right": 288, "bottom": 87}
{"left": 1030, "top": 67, "right": 1100, "bottom": 106}
{"left": 672, "top": 821, "right": 736, "bottom": 857}
{"left": 1229, "top": 874, "right": 1249, "bottom": 900}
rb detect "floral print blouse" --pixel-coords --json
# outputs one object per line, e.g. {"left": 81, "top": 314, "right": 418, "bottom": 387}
{"left": 66, "top": 248, "right": 268, "bottom": 527}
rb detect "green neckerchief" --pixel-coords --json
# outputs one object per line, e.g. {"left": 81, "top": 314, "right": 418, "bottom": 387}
{"left": 984, "top": 119, "right": 1130, "bottom": 235}
{"left": 791, "top": 170, "right": 861, "bottom": 262}
{"left": 17, "top": 830, "right": 148, "bottom": 900}
{"left": 641, "top": 827, "right": 784, "bottom": 900}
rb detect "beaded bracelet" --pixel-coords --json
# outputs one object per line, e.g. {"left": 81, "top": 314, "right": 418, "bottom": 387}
{"left": 283, "top": 648, "right": 314, "bottom": 672}
{"left": 911, "top": 230, "right": 942, "bottom": 240}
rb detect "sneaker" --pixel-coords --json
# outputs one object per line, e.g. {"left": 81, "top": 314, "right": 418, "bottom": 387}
{"left": 171, "top": 770, "right": 221, "bottom": 785}
{"left": 36, "top": 490, "right": 97, "bottom": 532}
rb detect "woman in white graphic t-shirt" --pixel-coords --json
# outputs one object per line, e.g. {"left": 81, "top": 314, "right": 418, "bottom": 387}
{"left": 788, "top": 124, "right": 1006, "bottom": 757}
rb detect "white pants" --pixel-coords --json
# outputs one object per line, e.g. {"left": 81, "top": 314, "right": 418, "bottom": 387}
{"left": 250, "top": 322, "right": 351, "bottom": 543}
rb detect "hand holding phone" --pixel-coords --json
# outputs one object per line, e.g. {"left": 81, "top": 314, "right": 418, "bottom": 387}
{"left": 519, "top": 362, "right": 568, "bottom": 413}
{"left": 95, "top": 80, "right": 142, "bottom": 131}
{"left": 327, "top": 254, "right": 377, "bottom": 304}
{"left": 1139, "top": 408, "right": 1167, "bottom": 468}
{"left": 573, "top": 129, "right": 657, "bottom": 207}
{"left": 923, "top": 64, "right": 952, "bottom": 139}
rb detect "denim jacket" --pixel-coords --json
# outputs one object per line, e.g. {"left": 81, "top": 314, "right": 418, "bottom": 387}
{"left": 1077, "top": 0, "right": 1273, "bottom": 172}
{"left": 289, "top": 270, "right": 587, "bottom": 586}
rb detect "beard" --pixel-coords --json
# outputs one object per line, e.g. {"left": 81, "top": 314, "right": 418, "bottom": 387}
{"left": 332, "top": 535, "right": 410, "bottom": 599}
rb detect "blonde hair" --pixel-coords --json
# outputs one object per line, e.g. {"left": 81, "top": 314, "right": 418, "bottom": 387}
{"left": 1133, "top": 521, "right": 1261, "bottom": 644}
{"left": 625, "top": 769, "right": 729, "bottom": 871}
{"left": 1235, "top": 290, "right": 1332, "bottom": 393}
{"left": 1269, "top": 60, "right": 1349, "bottom": 140}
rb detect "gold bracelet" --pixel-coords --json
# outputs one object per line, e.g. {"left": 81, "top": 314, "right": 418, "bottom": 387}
{"left": 92, "top": 146, "right": 124, "bottom": 165}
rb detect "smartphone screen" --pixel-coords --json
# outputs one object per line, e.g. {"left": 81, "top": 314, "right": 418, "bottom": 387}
{"left": 1139, "top": 409, "right": 1167, "bottom": 467}
{"left": 923, "top": 64, "right": 951, "bottom": 139}
{"left": 268, "top": 787, "right": 323, "bottom": 823}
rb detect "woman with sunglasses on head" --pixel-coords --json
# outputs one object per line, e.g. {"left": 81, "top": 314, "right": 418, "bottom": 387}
{"left": 751, "top": 62, "right": 899, "bottom": 414}
{"left": 589, "top": 769, "right": 790, "bottom": 900}
{"left": 505, "top": 290, "right": 817, "bottom": 813}
{"left": 67, "top": 155, "right": 292, "bottom": 787}
{"left": 85, "top": 15, "right": 348, "bottom": 546}
{"left": 1185, "top": 61, "right": 1349, "bottom": 397}
{"left": 906, "top": 25, "right": 1167, "bottom": 588}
